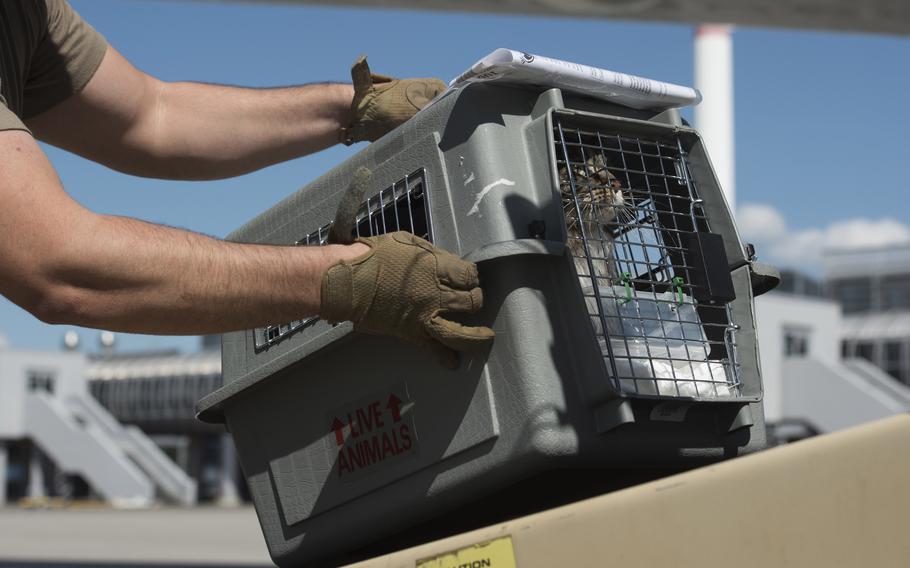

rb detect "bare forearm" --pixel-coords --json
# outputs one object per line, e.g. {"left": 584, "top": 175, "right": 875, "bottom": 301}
{"left": 145, "top": 81, "right": 354, "bottom": 180}
{"left": 40, "top": 213, "right": 360, "bottom": 334}
{"left": 28, "top": 48, "right": 441, "bottom": 182}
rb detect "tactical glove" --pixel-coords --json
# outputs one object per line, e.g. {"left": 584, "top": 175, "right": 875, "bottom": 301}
{"left": 319, "top": 231, "right": 494, "bottom": 368}
{"left": 340, "top": 56, "right": 447, "bottom": 145}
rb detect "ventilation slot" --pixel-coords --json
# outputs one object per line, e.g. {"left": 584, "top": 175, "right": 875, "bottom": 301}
{"left": 254, "top": 169, "right": 431, "bottom": 351}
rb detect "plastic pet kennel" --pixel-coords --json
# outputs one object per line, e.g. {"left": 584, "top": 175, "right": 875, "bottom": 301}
{"left": 197, "top": 82, "right": 776, "bottom": 567}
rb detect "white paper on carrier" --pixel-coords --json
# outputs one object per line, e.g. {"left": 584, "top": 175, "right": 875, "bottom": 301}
{"left": 448, "top": 48, "right": 701, "bottom": 111}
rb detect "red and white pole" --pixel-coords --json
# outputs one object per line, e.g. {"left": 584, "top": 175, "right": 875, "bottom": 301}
{"left": 694, "top": 24, "right": 736, "bottom": 212}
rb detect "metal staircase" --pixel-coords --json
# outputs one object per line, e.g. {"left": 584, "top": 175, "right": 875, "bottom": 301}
{"left": 66, "top": 393, "right": 197, "bottom": 506}
{"left": 1, "top": 347, "right": 198, "bottom": 507}
{"left": 24, "top": 391, "right": 154, "bottom": 507}
{"left": 783, "top": 357, "right": 910, "bottom": 432}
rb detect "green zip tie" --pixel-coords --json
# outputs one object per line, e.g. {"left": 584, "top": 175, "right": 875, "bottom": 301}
{"left": 618, "top": 272, "right": 633, "bottom": 305}
{"left": 672, "top": 276, "right": 685, "bottom": 305}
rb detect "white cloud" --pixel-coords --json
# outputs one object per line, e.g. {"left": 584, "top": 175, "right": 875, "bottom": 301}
{"left": 737, "top": 203, "right": 910, "bottom": 270}
{"left": 737, "top": 204, "right": 787, "bottom": 241}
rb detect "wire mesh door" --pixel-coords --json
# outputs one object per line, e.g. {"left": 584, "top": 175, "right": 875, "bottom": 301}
{"left": 254, "top": 169, "right": 431, "bottom": 351}
{"left": 554, "top": 117, "right": 742, "bottom": 400}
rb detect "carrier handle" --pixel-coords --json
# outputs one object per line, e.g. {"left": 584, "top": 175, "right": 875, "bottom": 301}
{"left": 464, "top": 239, "right": 565, "bottom": 263}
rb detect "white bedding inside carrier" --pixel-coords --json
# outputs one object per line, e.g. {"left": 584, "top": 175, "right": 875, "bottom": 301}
{"left": 587, "top": 288, "right": 736, "bottom": 399}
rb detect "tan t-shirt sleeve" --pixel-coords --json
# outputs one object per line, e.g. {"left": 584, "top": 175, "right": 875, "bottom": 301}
{"left": 0, "top": 97, "right": 29, "bottom": 133}
{"left": 22, "top": 0, "right": 108, "bottom": 120}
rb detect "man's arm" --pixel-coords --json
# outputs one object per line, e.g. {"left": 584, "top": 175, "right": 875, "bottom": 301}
{"left": 0, "top": 130, "right": 368, "bottom": 334}
{"left": 26, "top": 47, "right": 355, "bottom": 180}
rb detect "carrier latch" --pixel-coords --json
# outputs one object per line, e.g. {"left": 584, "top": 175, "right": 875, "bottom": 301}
{"left": 683, "top": 231, "right": 736, "bottom": 304}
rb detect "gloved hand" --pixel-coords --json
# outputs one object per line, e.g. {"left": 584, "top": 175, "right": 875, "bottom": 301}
{"left": 340, "top": 56, "right": 447, "bottom": 145}
{"left": 319, "top": 231, "right": 494, "bottom": 368}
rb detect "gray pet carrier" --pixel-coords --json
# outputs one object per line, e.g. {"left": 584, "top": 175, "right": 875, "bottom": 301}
{"left": 197, "top": 83, "right": 776, "bottom": 567}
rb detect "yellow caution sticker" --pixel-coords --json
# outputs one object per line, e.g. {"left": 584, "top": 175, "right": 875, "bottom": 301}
{"left": 416, "top": 536, "right": 516, "bottom": 568}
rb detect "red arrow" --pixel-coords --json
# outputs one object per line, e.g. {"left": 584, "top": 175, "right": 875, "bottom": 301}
{"left": 331, "top": 417, "right": 345, "bottom": 446}
{"left": 386, "top": 394, "right": 402, "bottom": 422}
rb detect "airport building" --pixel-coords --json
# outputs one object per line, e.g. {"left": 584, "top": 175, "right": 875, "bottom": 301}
{"left": 827, "top": 244, "right": 910, "bottom": 386}
{"left": 0, "top": 336, "right": 235, "bottom": 507}
{"left": 752, "top": 244, "right": 910, "bottom": 445}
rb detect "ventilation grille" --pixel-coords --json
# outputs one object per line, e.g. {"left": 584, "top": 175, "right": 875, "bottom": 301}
{"left": 253, "top": 169, "right": 431, "bottom": 351}
{"left": 554, "top": 118, "right": 742, "bottom": 400}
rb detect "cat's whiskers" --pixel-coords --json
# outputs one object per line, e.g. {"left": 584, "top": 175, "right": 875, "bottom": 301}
{"left": 560, "top": 156, "right": 628, "bottom": 282}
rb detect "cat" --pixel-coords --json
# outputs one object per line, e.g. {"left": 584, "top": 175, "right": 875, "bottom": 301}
{"left": 558, "top": 152, "right": 629, "bottom": 283}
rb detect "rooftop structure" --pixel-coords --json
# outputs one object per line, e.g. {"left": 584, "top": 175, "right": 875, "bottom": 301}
{"left": 823, "top": 244, "right": 910, "bottom": 386}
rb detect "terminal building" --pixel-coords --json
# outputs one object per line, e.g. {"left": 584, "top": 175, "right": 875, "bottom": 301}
{"left": 0, "top": 335, "right": 236, "bottom": 507}
{"left": 2, "top": 246, "right": 909, "bottom": 506}
{"left": 754, "top": 244, "right": 910, "bottom": 444}
{"left": 827, "top": 245, "right": 910, "bottom": 385}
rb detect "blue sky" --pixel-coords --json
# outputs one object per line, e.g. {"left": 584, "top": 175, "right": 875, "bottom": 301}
{"left": 2, "top": 0, "right": 908, "bottom": 353}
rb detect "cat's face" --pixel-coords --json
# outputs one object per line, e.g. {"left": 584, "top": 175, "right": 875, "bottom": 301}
{"left": 560, "top": 154, "right": 627, "bottom": 236}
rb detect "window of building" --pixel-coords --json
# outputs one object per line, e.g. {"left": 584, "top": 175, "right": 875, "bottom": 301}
{"left": 830, "top": 278, "right": 874, "bottom": 313}
{"left": 26, "top": 370, "right": 56, "bottom": 394}
{"left": 777, "top": 270, "right": 825, "bottom": 298}
{"left": 784, "top": 327, "right": 811, "bottom": 357}
{"left": 883, "top": 341, "right": 908, "bottom": 385}
{"left": 882, "top": 276, "right": 910, "bottom": 311}
{"left": 854, "top": 342, "right": 876, "bottom": 363}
